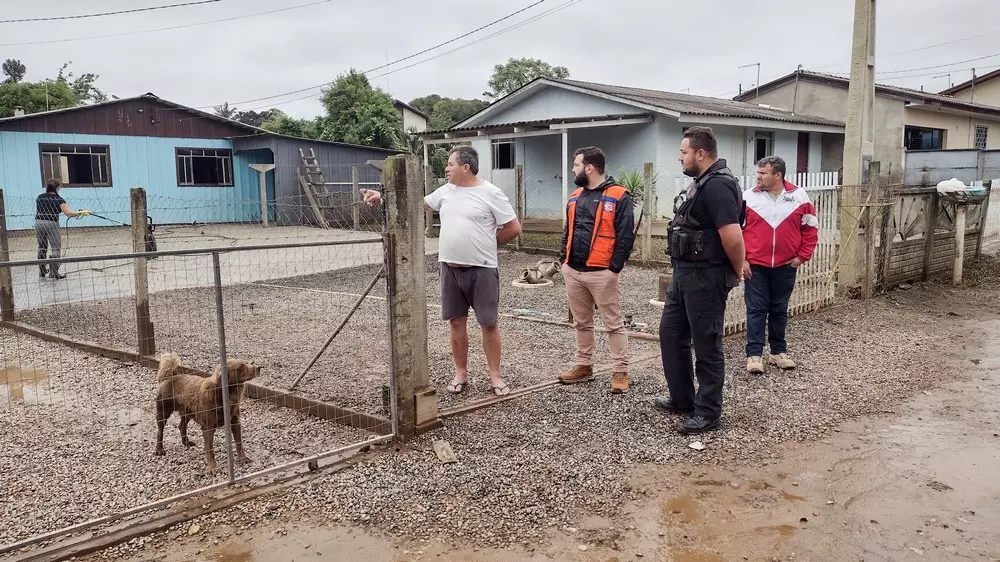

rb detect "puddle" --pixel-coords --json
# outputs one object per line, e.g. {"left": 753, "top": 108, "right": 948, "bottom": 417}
{"left": 663, "top": 495, "right": 700, "bottom": 524}
{"left": 0, "top": 366, "right": 49, "bottom": 403}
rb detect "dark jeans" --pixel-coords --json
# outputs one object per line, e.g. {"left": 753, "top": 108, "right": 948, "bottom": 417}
{"left": 659, "top": 264, "right": 737, "bottom": 421}
{"left": 744, "top": 264, "right": 798, "bottom": 357}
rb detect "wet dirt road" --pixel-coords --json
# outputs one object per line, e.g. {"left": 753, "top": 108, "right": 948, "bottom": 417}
{"left": 102, "top": 316, "right": 1000, "bottom": 562}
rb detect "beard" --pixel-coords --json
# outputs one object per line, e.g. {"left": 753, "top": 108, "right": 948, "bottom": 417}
{"left": 681, "top": 164, "right": 700, "bottom": 178}
{"left": 573, "top": 171, "right": 589, "bottom": 187}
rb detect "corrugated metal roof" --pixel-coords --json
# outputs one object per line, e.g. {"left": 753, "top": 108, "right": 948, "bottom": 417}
{"left": 734, "top": 70, "right": 1000, "bottom": 117}
{"left": 419, "top": 113, "right": 652, "bottom": 136}
{"left": 549, "top": 78, "right": 845, "bottom": 126}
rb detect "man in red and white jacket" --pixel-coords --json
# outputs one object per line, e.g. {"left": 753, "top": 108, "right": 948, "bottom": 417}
{"left": 741, "top": 156, "right": 818, "bottom": 374}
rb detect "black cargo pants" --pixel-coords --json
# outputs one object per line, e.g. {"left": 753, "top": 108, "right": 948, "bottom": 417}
{"left": 658, "top": 263, "right": 737, "bottom": 420}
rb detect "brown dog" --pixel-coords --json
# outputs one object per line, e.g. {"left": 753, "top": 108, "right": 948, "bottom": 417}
{"left": 153, "top": 352, "right": 260, "bottom": 474}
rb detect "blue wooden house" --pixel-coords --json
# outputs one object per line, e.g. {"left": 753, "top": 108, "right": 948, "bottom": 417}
{"left": 0, "top": 93, "right": 398, "bottom": 231}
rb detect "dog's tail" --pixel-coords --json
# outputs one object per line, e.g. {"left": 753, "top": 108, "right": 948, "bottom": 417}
{"left": 157, "top": 352, "right": 183, "bottom": 383}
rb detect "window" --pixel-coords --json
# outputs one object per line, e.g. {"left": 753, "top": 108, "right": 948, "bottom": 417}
{"left": 903, "top": 126, "right": 945, "bottom": 150}
{"left": 39, "top": 144, "right": 112, "bottom": 187}
{"left": 974, "top": 125, "right": 989, "bottom": 150}
{"left": 176, "top": 148, "right": 234, "bottom": 187}
{"left": 491, "top": 139, "right": 515, "bottom": 170}
{"left": 753, "top": 131, "right": 774, "bottom": 163}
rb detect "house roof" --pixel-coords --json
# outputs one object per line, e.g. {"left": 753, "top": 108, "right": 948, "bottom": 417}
{"left": 419, "top": 113, "right": 653, "bottom": 137}
{"left": 939, "top": 68, "right": 1000, "bottom": 96}
{"left": 733, "top": 70, "right": 1000, "bottom": 117}
{"left": 394, "top": 99, "right": 430, "bottom": 121}
{"left": 230, "top": 131, "right": 402, "bottom": 154}
{"left": 0, "top": 92, "right": 262, "bottom": 133}
{"left": 450, "top": 77, "right": 844, "bottom": 133}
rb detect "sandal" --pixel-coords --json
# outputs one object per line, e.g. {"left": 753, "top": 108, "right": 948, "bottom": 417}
{"left": 491, "top": 382, "right": 511, "bottom": 396}
{"left": 447, "top": 379, "right": 468, "bottom": 394}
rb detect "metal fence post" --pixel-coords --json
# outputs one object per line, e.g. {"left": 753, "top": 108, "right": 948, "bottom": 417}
{"left": 211, "top": 251, "right": 237, "bottom": 483}
{"left": 0, "top": 189, "right": 15, "bottom": 322}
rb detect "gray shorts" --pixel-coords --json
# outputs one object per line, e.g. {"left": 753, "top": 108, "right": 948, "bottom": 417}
{"left": 440, "top": 263, "right": 500, "bottom": 326}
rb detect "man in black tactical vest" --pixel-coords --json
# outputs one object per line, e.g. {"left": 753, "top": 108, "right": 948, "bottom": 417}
{"left": 655, "top": 126, "right": 746, "bottom": 434}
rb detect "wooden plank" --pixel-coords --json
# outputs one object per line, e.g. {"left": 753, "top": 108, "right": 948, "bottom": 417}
{"left": 514, "top": 164, "right": 524, "bottom": 251}
{"left": 641, "top": 162, "right": 654, "bottom": 262}
{"left": 130, "top": 188, "right": 155, "bottom": 356}
{"left": 922, "top": 191, "right": 940, "bottom": 282}
{"left": 0, "top": 189, "right": 14, "bottom": 322}
{"left": 351, "top": 166, "right": 361, "bottom": 231}
{"left": 975, "top": 181, "right": 992, "bottom": 256}
{"left": 297, "top": 171, "right": 330, "bottom": 229}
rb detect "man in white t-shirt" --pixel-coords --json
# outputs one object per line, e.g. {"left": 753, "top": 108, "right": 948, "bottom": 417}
{"left": 363, "top": 146, "right": 522, "bottom": 396}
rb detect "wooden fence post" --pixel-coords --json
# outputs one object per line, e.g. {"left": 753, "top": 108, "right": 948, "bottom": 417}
{"left": 975, "top": 180, "right": 992, "bottom": 257}
{"left": 131, "top": 188, "right": 155, "bottom": 356}
{"left": 514, "top": 164, "right": 524, "bottom": 251}
{"left": 423, "top": 165, "right": 437, "bottom": 238}
{"left": 351, "top": 166, "right": 361, "bottom": 231}
{"left": 0, "top": 189, "right": 14, "bottom": 322}
{"left": 641, "top": 162, "right": 654, "bottom": 262}
{"left": 922, "top": 191, "right": 940, "bottom": 282}
{"left": 384, "top": 155, "right": 434, "bottom": 440}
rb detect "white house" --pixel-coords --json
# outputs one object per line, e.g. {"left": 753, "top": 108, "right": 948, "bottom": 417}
{"left": 418, "top": 77, "right": 845, "bottom": 220}
{"left": 394, "top": 99, "right": 429, "bottom": 134}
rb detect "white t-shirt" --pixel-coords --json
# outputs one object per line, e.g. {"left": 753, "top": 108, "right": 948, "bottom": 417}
{"left": 424, "top": 181, "right": 517, "bottom": 269}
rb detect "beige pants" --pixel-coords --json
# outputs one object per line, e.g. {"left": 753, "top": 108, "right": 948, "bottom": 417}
{"left": 562, "top": 264, "right": 629, "bottom": 373}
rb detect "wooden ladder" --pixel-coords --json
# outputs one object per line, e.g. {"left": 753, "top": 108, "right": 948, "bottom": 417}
{"left": 297, "top": 148, "right": 331, "bottom": 229}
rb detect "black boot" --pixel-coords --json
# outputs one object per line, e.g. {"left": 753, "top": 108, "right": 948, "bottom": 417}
{"left": 39, "top": 265, "right": 47, "bottom": 278}
{"left": 48, "top": 263, "right": 66, "bottom": 280}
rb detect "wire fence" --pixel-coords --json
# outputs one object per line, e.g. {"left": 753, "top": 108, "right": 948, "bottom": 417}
{"left": 0, "top": 187, "right": 398, "bottom": 554}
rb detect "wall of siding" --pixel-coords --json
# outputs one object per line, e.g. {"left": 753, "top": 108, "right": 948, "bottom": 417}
{"left": 0, "top": 131, "right": 259, "bottom": 230}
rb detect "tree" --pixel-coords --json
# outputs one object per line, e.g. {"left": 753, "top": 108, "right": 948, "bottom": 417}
{"left": 259, "top": 109, "right": 322, "bottom": 139}
{"left": 409, "top": 94, "right": 489, "bottom": 130}
{"left": 0, "top": 79, "right": 78, "bottom": 117}
{"left": 319, "top": 69, "right": 403, "bottom": 150}
{"left": 57, "top": 62, "right": 108, "bottom": 104}
{"left": 214, "top": 101, "right": 238, "bottom": 119}
{"left": 233, "top": 109, "right": 272, "bottom": 128}
{"left": 486, "top": 57, "right": 569, "bottom": 99}
{"left": 2, "top": 59, "right": 26, "bottom": 84}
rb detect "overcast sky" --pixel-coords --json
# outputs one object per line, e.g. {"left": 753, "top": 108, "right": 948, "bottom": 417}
{"left": 2, "top": 0, "right": 998, "bottom": 119}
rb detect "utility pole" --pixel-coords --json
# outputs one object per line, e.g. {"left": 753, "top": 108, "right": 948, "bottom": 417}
{"left": 840, "top": 0, "right": 876, "bottom": 292}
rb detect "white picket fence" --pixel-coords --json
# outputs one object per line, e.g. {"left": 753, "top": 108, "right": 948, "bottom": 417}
{"left": 655, "top": 171, "right": 840, "bottom": 220}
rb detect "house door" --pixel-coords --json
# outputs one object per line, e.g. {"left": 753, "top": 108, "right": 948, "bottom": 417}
{"left": 797, "top": 132, "right": 810, "bottom": 177}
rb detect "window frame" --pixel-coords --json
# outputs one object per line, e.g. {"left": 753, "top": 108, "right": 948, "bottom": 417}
{"left": 974, "top": 124, "right": 989, "bottom": 150}
{"left": 37, "top": 143, "right": 113, "bottom": 188}
{"left": 491, "top": 138, "right": 516, "bottom": 170}
{"left": 175, "top": 147, "right": 235, "bottom": 188}
{"left": 903, "top": 126, "right": 946, "bottom": 151}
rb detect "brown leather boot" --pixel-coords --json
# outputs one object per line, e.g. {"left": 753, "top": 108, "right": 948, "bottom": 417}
{"left": 559, "top": 364, "right": 593, "bottom": 384}
{"left": 610, "top": 372, "right": 629, "bottom": 393}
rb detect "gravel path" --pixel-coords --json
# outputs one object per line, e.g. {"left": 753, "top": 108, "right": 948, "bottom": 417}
{"left": 0, "top": 331, "right": 373, "bottom": 547}
{"left": 73, "top": 255, "right": 1000, "bottom": 559}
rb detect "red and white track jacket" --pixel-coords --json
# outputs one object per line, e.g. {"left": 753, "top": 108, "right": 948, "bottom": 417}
{"left": 743, "top": 180, "right": 819, "bottom": 268}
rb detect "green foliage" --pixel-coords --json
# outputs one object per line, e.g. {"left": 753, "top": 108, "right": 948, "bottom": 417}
{"left": 259, "top": 109, "right": 322, "bottom": 139}
{"left": 410, "top": 96, "right": 489, "bottom": 130}
{"left": 213, "top": 101, "right": 238, "bottom": 119}
{"left": 319, "top": 69, "right": 403, "bottom": 150}
{"left": 0, "top": 79, "right": 78, "bottom": 117}
{"left": 487, "top": 57, "right": 569, "bottom": 99}
{"left": 232, "top": 109, "right": 272, "bottom": 128}
{"left": 2, "top": 59, "right": 26, "bottom": 84}
{"left": 57, "top": 62, "right": 107, "bottom": 104}
{"left": 615, "top": 166, "right": 657, "bottom": 202}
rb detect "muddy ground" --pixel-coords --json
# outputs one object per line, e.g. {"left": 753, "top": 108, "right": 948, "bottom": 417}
{"left": 58, "top": 254, "right": 1000, "bottom": 562}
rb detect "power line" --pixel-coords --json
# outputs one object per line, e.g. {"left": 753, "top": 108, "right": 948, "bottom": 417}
{"left": 0, "top": 0, "right": 330, "bottom": 47}
{"left": 812, "top": 29, "right": 1000, "bottom": 70}
{"left": 822, "top": 52, "right": 1000, "bottom": 78}
{"left": 240, "top": 0, "right": 582, "bottom": 112}
{"left": 218, "top": 0, "right": 551, "bottom": 109}
{"left": 0, "top": 0, "right": 220, "bottom": 24}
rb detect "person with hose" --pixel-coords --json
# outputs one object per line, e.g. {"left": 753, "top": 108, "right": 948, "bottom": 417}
{"left": 35, "top": 179, "right": 90, "bottom": 279}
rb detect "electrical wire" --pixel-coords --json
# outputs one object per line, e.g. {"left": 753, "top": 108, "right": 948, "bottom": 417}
{"left": 0, "top": 0, "right": 330, "bottom": 47}
{"left": 0, "top": 0, "right": 221, "bottom": 24}
{"left": 238, "top": 0, "right": 583, "bottom": 112}
{"left": 208, "top": 0, "right": 553, "bottom": 109}
{"left": 811, "top": 29, "right": 1000, "bottom": 70}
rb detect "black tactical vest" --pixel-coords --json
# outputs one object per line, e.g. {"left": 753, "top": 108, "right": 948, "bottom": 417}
{"left": 666, "top": 165, "right": 745, "bottom": 264}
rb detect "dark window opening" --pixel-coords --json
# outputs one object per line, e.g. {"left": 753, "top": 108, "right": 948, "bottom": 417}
{"left": 176, "top": 148, "right": 234, "bottom": 187}
{"left": 492, "top": 140, "right": 515, "bottom": 170}
{"left": 38, "top": 144, "right": 111, "bottom": 187}
{"left": 904, "top": 127, "right": 944, "bottom": 150}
